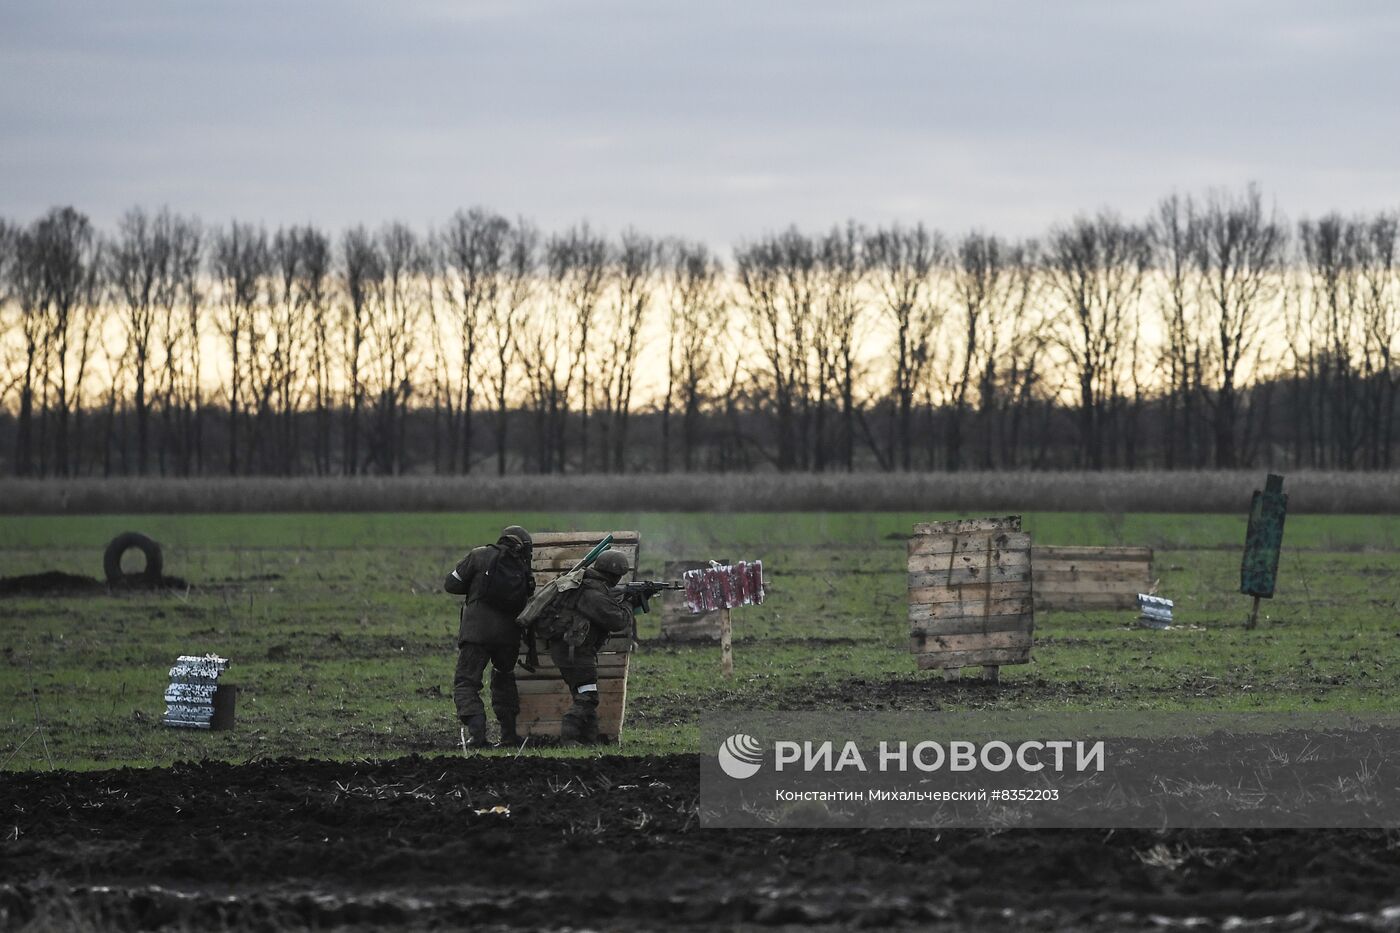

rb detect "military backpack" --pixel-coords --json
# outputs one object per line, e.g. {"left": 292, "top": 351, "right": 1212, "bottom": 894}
{"left": 477, "top": 544, "right": 534, "bottom": 614}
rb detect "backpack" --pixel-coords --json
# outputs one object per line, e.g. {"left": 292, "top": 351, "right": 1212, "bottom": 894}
{"left": 532, "top": 585, "right": 587, "bottom": 644}
{"left": 477, "top": 544, "right": 533, "bottom": 613}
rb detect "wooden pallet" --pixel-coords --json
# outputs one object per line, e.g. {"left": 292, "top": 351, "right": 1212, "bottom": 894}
{"left": 515, "top": 531, "right": 639, "bottom": 742}
{"left": 907, "top": 516, "right": 1033, "bottom": 681}
{"left": 659, "top": 559, "right": 727, "bottom": 641}
{"left": 1031, "top": 546, "right": 1152, "bottom": 612}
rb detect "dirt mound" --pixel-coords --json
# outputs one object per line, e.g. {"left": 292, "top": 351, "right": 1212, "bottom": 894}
{"left": 0, "top": 571, "right": 105, "bottom": 596}
{"left": 0, "top": 571, "right": 188, "bottom": 597}
{"left": 2, "top": 754, "right": 1397, "bottom": 930}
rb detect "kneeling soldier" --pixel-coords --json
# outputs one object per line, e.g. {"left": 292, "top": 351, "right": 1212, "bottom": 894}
{"left": 444, "top": 525, "right": 535, "bottom": 748}
{"left": 548, "top": 548, "right": 634, "bottom": 744}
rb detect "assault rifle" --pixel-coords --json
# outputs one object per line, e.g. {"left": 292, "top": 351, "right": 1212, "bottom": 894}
{"left": 612, "top": 579, "right": 683, "bottom": 649}
{"left": 613, "top": 579, "right": 684, "bottom": 614}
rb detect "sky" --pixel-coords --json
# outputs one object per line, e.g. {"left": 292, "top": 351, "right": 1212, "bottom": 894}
{"left": 2, "top": 0, "right": 1399, "bottom": 247}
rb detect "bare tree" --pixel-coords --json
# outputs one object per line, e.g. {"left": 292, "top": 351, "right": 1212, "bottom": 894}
{"left": 212, "top": 223, "right": 268, "bottom": 476}
{"left": 598, "top": 230, "right": 657, "bottom": 473}
{"left": 339, "top": 227, "right": 378, "bottom": 475}
{"left": 441, "top": 209, "right": 509, "bottom": 473}
{"left": 30, "top": 208, "right": 104, "bottom": 476}
{"left": 663, "top": 239, "right": 726, "bottom": 472}
{"left": 817, "top": 222, "right": 865, "bottom": 471}
{"left": 974, "top": 238, "right": 1040, "bottom": 468}
{"left": 109, "top": 207, "right": 172, "bottom": 474}
{"left": 366, "top": 223, "right": 423, "bottom": 474}
{"left": 1045, "top": 212, "right": 1150, "bottom": 469}
{"left": 294, "top": 226, "right": 333, "bottom": 475}
{"left": 1150, "top": 194, "right": 1203, "bottom": 468}
{"left": 546, "top": 224, "right": 609, "bottom": 471}
{"left": 0, "top": 220, "right": 23, "bottom": 467}
{"left": 263, "top": 226, "right": 319, "bottom": 473}
{"left": 1194, "top": 186, "right": 1286, "bottom": 468}
{"left": 483, "top": 219, "right": 536, "bottom": 475}
{"left": 150, "top": 216, "right": 204, "bottom": 475}
{"left": 947, "top": 232, "right": 1036, "bottom": 471}
{"left": 519, "top": 274, "right": 571, "bottom": 474}
{"left": 735, "top": 235, "right": 793, "bottom": 469}
{"left": 1357, "top": 212, "right": 1400, "bottom": 466}
{"left": 864, "top": 224, "right": 944, "bottom": 471}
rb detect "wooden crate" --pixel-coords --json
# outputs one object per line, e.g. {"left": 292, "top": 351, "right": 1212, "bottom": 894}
{"left": 1031, "top": 546, "right": 1152, "bottom": 612}
{"left": 659, "top": 559, "right": 727, "bottom": 641}
{"left": 516, "top": 531, "right": 639, "bottom": 742}
{"left": 907, "top": 516, "right": 1033, "bottom": 675}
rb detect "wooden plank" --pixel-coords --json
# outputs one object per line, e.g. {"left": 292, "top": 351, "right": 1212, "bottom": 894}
{"left": 1032, "top": 546, "right": 1151, "bottom": 563}
{"left": 908, "top": 612, "right": 1035, "bottom": 636}
{"left": 1035, "top": 577, "right": 1151, "bottom": 593}
{"left": 910, "top": 630, "right": 1032, "bottom": 654}
{"left": 915, "top": 647, "right": 1031, "bottom": 670}
{"left": 908, "top": 581, "right": 1033, "bottom": 605}
{"left": 1034, "top": 561, "right": 1153, "bottom": 580}
{"left": 908, "top": 594, "right": 1032, "bottom": 620}
{"left": 908, "top": 548, "right": 1031, "bottom": 575}
{"left": 1033, "top": 593, "right": 1139, "bottom": 611}
{"left": 912, "top": 516, "right": 1021, "bottom": 536}
{"left": 530, "top": 531, "right": 639, "bottom": 547}
{"left": 518, "top": 691, "right": 625, "bottom": 721}
{"left": 533, "top": 544, "right": 638, "bottom": 564}
{"left": 909, "top": 532, "right": 1032, "bottom": 558}
{"left": 908, "top": 565, "right": 1032, "bottom": 589}
{"left": 516, "top": 657, "right": 629, "bottom": 680}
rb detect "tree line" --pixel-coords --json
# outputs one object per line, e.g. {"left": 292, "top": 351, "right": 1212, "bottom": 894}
{"left": 1, "top": 186, "right": 1397, "bottom": 477}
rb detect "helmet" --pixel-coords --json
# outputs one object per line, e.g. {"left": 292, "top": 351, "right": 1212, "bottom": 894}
{"left": 594, "top": 549, "right": 629, "bottom": 579}
{"left": 501, "top": 525, "right": 532, "bottom": 547}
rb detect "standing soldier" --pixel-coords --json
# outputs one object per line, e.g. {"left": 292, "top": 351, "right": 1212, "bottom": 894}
{"left": 445, "top": 525, "right": 535, "bottom": 748}
{"left": 540, "top": 548, "right": 635, "bottom": 744}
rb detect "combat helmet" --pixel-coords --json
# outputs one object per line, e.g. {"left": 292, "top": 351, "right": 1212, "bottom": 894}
{"left": 594, "top": 549, "right": 630, "bottom": 580}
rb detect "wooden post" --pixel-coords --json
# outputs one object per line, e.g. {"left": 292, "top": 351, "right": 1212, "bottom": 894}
{"left": 982, "top": 665, "right": 1000, "bottom": 684}
{"left": 943, "top": 668, "right": 960, "bottom": 682}
{"left": 1247, "top": 594, "right": 1261, "bottom": 630}
{"left": 720, "top": 607, "right": 733, "bottom": 678}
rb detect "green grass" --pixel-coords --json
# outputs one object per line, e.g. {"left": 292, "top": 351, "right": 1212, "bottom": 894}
{"left": 3, "top": 511, "right": 1398, "bottom": 771}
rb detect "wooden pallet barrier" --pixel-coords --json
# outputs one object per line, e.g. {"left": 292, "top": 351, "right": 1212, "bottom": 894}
{"left": 907, "top": 516, "right": 1033, "bottom": 681}
{"left": 515, "top": 530, "right": 639, "bottom": 742}
{"left": 1031, "top": 546, "right": 1153, "bottom": 612}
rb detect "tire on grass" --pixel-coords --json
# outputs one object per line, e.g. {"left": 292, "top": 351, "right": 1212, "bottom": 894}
{"left": 104, "top": 532, "right": 163, "bottom": 586}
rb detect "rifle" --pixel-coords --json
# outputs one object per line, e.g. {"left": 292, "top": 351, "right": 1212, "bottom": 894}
{"left": 613, "top": 580, "right": 683, "bottom": 649}
{"left": 517, "top": 534, "right": 613, "bottom": 672}
{"left": 613, "top": 580, "right": 684, "bottom": 614}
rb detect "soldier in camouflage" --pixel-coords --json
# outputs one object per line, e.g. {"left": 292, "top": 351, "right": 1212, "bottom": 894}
{"left": 546, "top": 548, "right": 635, "bottom": 744}
{"left": 444, "top": 525, "right": 535, "bottom": 748}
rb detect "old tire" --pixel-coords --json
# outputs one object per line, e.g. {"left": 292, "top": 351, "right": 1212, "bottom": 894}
{"left": 104, "top": 532, "right": 163, "bottom": 585}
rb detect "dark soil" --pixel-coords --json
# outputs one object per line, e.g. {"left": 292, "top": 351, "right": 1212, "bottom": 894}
{"left": 0, "top": 571, "right": 189, "bottom": 597}
{"left": 2, "top": 754, "right": 1397, "bottom": 931}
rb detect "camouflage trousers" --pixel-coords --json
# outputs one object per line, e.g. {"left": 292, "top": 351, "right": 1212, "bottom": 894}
{"left": 549, "top": 640, "right": 600, "bottom": 742}
{"left": 453, "top": 642, "right": 519, "bottom": 723}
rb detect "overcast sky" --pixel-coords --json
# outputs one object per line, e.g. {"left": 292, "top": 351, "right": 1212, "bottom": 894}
{"left": 2, "top": 0, "right": 1398, "bottom": 246}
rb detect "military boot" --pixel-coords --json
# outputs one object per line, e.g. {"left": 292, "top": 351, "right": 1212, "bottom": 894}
{"left": 498, "top": 715, "right": 524, "bottom": 748}
{"left": 460, "top": 713, "right": 490, "bottom": 750}
{"left": 560, "top": 692, "right": 600, "bottom": 746}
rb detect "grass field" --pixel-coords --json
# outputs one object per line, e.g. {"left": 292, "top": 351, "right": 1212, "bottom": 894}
{"left": 4, "top": 469, "right": 1400, "bottom": 514}
{"left": 3, "top": 510, "right": 1399, "bottom": 771}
